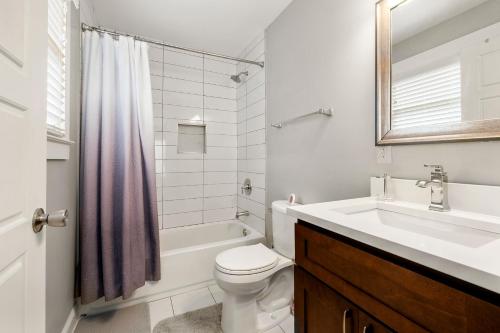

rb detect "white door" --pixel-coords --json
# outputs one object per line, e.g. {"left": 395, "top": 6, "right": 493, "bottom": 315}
{"left": 0, "top": 0, "right": 48, "bottom": 332}
{"left": 462, "top": 25, "right": 500, "bottom": 121}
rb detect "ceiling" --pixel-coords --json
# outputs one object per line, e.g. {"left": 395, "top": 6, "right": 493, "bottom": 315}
{"left": 89, "top": 0, "right": 293, "bottom": 57}
{"left": 392, "top": 0, "right": 491, "bottom": 44}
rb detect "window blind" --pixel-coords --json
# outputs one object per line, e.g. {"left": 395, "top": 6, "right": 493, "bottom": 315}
{"left": 47, "top": 0, "right": 67, "bottom": 137}
{"left": 391, "top": 62, "right": 462, "bottom": 130}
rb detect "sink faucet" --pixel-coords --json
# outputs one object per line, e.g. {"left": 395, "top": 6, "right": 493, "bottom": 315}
{"left": 416, "top": 164, "right": 450, "bottom": 212}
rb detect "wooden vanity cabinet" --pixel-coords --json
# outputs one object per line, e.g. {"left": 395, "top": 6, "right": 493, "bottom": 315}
{"left": 294, "top": 221, "right": 500, "bottom": 333}
{"left": 295, "top": 266, "right": 392, "bottom": 333}
{"left": 358, "top": 312, "right": 393, "bottom": 333}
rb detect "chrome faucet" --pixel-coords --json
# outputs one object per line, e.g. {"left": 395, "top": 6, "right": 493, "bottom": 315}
{"left": 416, "top": 164, "right": 450, "bottom": 212}
{"left": 235, "top": 210, "right": 250, "bottom": 219}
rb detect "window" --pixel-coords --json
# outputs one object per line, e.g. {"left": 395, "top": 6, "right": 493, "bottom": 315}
{"left": 391, "top": 62, "right": 462, "bottom": 130}
{"left": 47, "top": 0, "right": 68, "bottom": 138}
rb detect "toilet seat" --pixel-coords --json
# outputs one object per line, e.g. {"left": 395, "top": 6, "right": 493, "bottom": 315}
{"left": 215, "top": 244, "right": 279, "bottom": 275}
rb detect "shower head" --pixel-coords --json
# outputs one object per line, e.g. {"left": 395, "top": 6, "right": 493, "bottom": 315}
{"left": 230, "top": 71, "right": 249, "bottom": 83}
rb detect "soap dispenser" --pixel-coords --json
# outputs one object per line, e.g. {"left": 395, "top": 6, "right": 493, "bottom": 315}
{"left": 379, "top": 173, "right": 393, "bottom": 201}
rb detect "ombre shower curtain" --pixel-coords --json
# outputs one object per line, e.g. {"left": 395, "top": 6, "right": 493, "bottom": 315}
{"left": 79, "top": 31, "right": 161, "bottom": 304}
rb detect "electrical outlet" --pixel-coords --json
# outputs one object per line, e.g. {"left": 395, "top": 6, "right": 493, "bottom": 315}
{"left": 376, "top": 146, "right": 392, "bottom": 164}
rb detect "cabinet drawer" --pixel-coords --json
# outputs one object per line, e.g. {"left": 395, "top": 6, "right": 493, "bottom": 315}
{"left": 296, "top": 222, "right": 500, "bottom": 333}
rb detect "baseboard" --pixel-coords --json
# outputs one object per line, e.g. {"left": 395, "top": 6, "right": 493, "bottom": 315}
{"left": 79, "top": 279, "right": 216, "bottom": 316}
{"left": 61, "top": 306, "right": 79, "bottom": 333}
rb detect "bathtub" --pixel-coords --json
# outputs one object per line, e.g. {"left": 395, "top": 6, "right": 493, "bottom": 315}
{"left": 155, "top": 220, "right": 264, "bottom": 292}
{"left": 82, "top": 220, "right": 264, "bottom": 314}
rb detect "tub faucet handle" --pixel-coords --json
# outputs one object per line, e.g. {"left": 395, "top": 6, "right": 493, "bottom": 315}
{"left": 241, "top": 178, "right": 252, "bottom": 195}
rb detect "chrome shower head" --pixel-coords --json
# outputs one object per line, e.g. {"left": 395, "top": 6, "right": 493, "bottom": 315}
{"left": 230, "top": 71, "right": 249, "bottom": 83}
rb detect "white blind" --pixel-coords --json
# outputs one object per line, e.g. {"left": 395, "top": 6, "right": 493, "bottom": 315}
{"left": 392, "top": 62, "right": 462, "bottom": 130}
{"left": 47, "top": 0, "right": 67, "bottom": 137}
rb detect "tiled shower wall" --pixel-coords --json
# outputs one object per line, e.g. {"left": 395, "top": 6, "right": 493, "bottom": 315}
{"left": 236, "top": 34, "right": 267, "bottom": 235}
{"left": 149, "top": 44, "right": 239, "bottom": 229}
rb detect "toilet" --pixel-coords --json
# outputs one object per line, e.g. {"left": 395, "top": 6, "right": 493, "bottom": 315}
{"left": 214, "top": 200, "right": 298, "bottom": 333}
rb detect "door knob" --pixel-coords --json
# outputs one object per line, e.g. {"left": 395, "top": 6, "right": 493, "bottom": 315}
{"left": 32, "top": 208, "right": 68, "bottom": 233}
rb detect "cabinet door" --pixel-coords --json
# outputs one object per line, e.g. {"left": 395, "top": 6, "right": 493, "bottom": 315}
{"left": 295, "top": 267, "right": 358, "bottom": 333}
{"left": 358, "top": 311, "right": 394, "bottom": 333}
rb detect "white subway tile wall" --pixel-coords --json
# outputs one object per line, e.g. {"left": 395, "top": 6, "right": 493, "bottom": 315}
{"left": 150, "top": 44, "right": 239, "bottom": 229}
{"left": 236, "top": 34, "right": 267, "bottom": 235}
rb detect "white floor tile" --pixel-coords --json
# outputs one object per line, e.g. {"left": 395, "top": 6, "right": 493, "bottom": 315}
{"left": 171, "top": 287, "right": 216, "bottom": 315}
{"left": 264, "top": 326, "right": 284, "bottom": 333}
{"left": 148, "top": 297, "right": 174, "bottom": 330}
{"left": 208, "top": 284, "right": 225, "bottom": 303}
{"left": 279, "top": 314, "right": 294, "bottom": 333}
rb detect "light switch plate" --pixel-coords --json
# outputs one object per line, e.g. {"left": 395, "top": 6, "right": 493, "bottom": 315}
{"left": 376, "top": 146, "right": 392, "bottom": 164}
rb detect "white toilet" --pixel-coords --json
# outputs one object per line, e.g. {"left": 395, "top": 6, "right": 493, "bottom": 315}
{"left": 214, "top": 200, "right": 298, "bottom": 333}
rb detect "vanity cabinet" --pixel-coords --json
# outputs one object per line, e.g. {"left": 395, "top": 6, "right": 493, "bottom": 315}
{"left": 295, "top": 266, "right": 392, "bottom": 333}
{"left": 294, "top": 222, "right": 500, "bottom": 333}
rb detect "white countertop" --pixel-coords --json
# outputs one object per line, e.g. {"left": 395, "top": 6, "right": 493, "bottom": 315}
{"left": 288, "top": 196, "right": 500, "bottom": 294}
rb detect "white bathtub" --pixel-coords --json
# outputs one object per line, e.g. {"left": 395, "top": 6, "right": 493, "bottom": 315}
{"left": 155, "top": 220, "right": 264, "bottom": 292}
{"left": 82, "top": 220, "right": 264, "bottom": 315}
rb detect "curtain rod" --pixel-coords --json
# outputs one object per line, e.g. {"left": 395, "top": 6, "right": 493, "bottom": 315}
{"left": 81, "top": 23, "right": 265, "bottom": 68}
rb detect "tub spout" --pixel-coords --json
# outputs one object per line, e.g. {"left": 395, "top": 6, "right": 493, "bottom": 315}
{"left": 235, "top": 210, "right": 250, "bottom": 219}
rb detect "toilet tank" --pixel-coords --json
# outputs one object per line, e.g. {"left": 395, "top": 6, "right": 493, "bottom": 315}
{"left": 272, "top": 200, "right": 300, "bottom": 259}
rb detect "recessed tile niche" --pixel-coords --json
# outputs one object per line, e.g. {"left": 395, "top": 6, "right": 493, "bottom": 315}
{"left": 177, "top": 124, "right": 206, "bottom": 154}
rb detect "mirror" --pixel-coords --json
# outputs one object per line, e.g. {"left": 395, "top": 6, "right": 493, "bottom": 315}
{"left": 376, "top": 0, "right": 500, "bottom": 144}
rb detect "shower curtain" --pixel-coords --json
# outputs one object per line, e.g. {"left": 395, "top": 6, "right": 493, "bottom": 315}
{"left": 79, "top": 31, "right": 161, "bottom": 304}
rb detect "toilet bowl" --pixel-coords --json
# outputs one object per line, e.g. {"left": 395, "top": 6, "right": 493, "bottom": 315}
{"left": 214, "top": 200, "right": 299, "bottom": 333}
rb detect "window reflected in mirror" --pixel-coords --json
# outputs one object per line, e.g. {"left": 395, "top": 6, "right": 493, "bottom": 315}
{"left": 390, "top": 0, "right": 500, "bottom": 130}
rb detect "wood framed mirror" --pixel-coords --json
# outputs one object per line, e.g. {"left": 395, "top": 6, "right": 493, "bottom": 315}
{"left": 376, "top": 0, "right": 500, "bottom": 145}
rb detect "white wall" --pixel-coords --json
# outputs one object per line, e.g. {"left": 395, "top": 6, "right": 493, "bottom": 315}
{"left": 393, "top": 0, "right": 500, "bottom": 62}
{"left": 149, "top": 46, "right": 240, "bottom": 228}
{"left": 79, "top": 0, "right": 98, "bottom": 25}
{"left": 266, "top": 0, "right": 500, "bottom": 209}
{"left": 46, "top": 3, "right": 85, "bottom": 333}
{"left": 236, "top": 34, "right": 267, "bottom": 236}
{"left": 266, "top": 0, "right": 380, "bottom": 206}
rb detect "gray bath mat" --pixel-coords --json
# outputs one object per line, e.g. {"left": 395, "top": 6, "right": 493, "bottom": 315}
{"left": 75, "top": 303, "right": 150, "bottom": 333}
{"left": 153, "top": 304, "right": 223, "bottom": 333}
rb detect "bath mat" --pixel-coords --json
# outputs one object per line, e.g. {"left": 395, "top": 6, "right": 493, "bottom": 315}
{"left": 74, "top": 303, "right": 150, "bottom": 333}
{"left": 153, "top": 304, "right": 223, "bottom": 333}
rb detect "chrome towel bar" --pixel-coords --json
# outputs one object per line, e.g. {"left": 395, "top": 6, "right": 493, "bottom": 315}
{"left": 271, "top": 107, "right": 333, "bottom": 129}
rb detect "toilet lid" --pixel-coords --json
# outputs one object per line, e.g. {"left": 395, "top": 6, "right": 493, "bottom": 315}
{"left": 215, "top": 244, "right": 279, "bottom": 275}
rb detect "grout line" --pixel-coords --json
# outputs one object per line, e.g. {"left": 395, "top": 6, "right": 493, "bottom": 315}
{"left": 207, "top": 286, "right": 218, "bottom": 304}
{"left": 159, "top": 46, "right": 165, "bottom": 229}
{"left": 202, "top": 55, "right": 206, "bottom": 227}
{"left": 244, "top": 96, "right": 265, "bottom": 109}
{"left": 237, "top": 194, "right": 266, "bottom": 206}
{"left": 163, "top": 206, "right": 236, "bottom": 215}
{"left": 151, "top": 57, "right": 237, "bottom": 75}
{"left": 162, "top": 193, "right": 237, "bottom": 201}
{"left": 164, "top": 88, "right": 237, "bottom": 101}
{"left": 245, "top": 81, "right": 265, "bottom": 96}
{"left": 238, "top": 112, "right": 265, "bottom": 123}
{"left": 164, "top": 103, "right": 237, "bottom": 113}
{"left": 169, "top": 297, "right": 175, "bottom": 317}
{"left": 161, "top": 75, "right": 236, "bottom": 89}
{"left": 158, "top": 170, "right": 237, "bottom": 174}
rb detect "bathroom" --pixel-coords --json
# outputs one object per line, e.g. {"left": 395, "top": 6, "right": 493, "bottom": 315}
{"left": 2, "top": 0, "right": 500, "bottom": 332}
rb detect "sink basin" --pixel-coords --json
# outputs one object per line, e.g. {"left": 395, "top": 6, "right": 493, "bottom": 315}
{"left": 330, "top": 202, "right": 500, "bottom": 248}
{"left": 286, "top": 178, "right": 500, "bottom": 294}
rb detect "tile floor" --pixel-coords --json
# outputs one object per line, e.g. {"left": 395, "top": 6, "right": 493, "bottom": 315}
{"left": 148, "top": 283, "right": 294, "bottom": 332}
